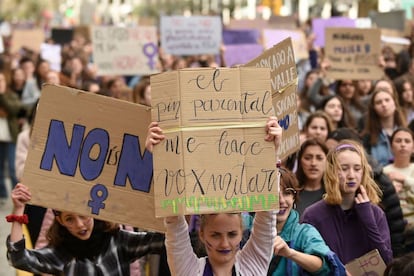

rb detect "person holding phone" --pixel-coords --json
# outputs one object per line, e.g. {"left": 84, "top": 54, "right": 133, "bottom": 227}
{"left": 302, "top": 140, "right": 393, "bottom": 264}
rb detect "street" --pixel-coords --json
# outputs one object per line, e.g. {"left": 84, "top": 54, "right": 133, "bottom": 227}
{"left": 1, "top": 179, "right": 17, "bottom": 276}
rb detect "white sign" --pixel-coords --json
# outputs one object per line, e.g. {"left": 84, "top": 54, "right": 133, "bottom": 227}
{"left": 92, "top": 26, "right": 159, "bottom": 76}
{"left": 161, "top": 16, "right": 222, "bottom": 55}
{"left": 41, "top": 43, "right": 62, "bottom": 72}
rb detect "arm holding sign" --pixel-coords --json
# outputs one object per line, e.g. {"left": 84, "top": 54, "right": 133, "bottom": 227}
{"left": 149, "top": 117, "right": 281, "bottom": 275}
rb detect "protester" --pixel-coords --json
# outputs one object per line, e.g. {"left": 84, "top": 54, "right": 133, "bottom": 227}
{"left": 384, "top": 127, "right": 414, "bottom": 252}
{"left": 268, "top": 166, "right": 346, "bottom": 275}
{"left": 318, "top": 95, "right": 355, "bottom": 130}
{"left": 295, "top": 138, "right": 328, "bottom": 216}
{"left": 6, "top": 183, "right": 164, "bottom": 275}
{"left": 145, "top": 117, "right": 281, "bottom": 275}
{"left": 0, "top": 72, "right": 22, "bottom": 205}
{"left": 302, "top": 140, "right": 393, "bottom": 264}
{"left": 325, "top": 128, "right": 406, "bottom": 257}
{"left": 361, "top": 88, "right": 406, "bottom": 166}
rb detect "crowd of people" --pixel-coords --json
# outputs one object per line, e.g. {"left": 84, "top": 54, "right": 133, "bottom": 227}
{"left": 2, "top": 16, "right": 414, "bottom": 276}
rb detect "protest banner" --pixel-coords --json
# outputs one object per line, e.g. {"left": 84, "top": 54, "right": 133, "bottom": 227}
{"left": 160, "top": 16, "right": 222, "bottom": 55}
{"left": 245, "top": 38, "right": 300, "bottom": 159}
{"left": 40, "top": 43, "right": 62, "bottom": 72}
{"left": 222, "top": 29, "right": 260, "bottom": 45}
{"left": 92, "top": 26, "right": 159, "bottom": 76}
{"left": 23, "top": 84, "right": 164, "bottom": 232}
{"left": 345, "top": 250, "right": 386, "bottom": 276}
{"left": 312, "top": 17, "right": 355, "bottom": 47}
{"left": 11, "top": 28, "right": 44, "bottom": 53}
{"left": 262, "top": 29, "right": 308, "bottom": 60}
{"left": 150, "top": 67, "right": 278, "bottom": 217}
{"left": 325, "top": 27, "right": 382, "bottom": 80}
{"left": 223, "top": 44, "right": 263, "bottom": 67}
{"left": 227, "top": 18, "right": 268, "bottom": 30}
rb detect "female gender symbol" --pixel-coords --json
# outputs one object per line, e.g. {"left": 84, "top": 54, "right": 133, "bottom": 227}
{"left": 143, "top": 42, "right": 158, "bottom": 70}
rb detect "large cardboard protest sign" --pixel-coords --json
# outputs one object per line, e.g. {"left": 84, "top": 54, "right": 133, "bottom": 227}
{"left": 345, "top": 250, "right": 386, "bottom": 276}
{"left": 245, "top": 38, "right": 300, "bottom": 159}
{"left": 160, "top": 16, "right": 222, "bottom": 55}
{"left": 23, "top": 84, "right": 164, "bottom": 232}
{"left": 92, "top": 26, "right": 159, "bottom": 76}
{"left": 325, "top": 28, "right": 382, "bottom": 80}
{"left": 150, "top": 67, "right": 278, "bottom": 217}
{"left": 11, "top": 28, "right": 44, "bottom": 53}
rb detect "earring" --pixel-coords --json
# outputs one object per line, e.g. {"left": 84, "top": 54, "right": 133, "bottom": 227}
{"left": 293, "top": 202, "right": 296, "bottom": 210}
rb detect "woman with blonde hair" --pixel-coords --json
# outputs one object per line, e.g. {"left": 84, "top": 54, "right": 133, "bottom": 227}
{"left": 302, "top": 140, "right": 393, "bottom": 264}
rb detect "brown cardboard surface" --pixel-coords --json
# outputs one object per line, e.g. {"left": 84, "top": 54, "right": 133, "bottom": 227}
{"left": 245, "top": 37, "right": 300, "bottom": 159}
{"left": 325, "top": 28, "right": 383, "bottom": 80}
{"left": 23, "top": 84, "right": 165, "bottom": 232}
{"left": 150, "top": 67, "right": 278, "bottom": 217}
{"left": 345, "top": 249, "right": 386, "bottom": 276}
{"left": 11, "top": 28, "right": 44, "bottom": 53}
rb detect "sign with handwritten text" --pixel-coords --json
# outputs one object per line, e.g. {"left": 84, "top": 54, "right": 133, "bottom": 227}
{"left": 23, "top": 84, "right": 164, "bottom": 232}
{"left": 325, "top": 28, "right": 382, "bottom": 80}
{"left": 160, "top": 16, "right": 222, "bottom": 55}
{"left": 92, "top": 26, "right": 159, "bottom": 76}
{"left": 150, "top": 67, "right": 278, "bottom": 217}
{"left": 245, "top": 38, "right": 300, "bottom": 159}
{"left": 345, "top": 250, "right": 386, "bottom": 276}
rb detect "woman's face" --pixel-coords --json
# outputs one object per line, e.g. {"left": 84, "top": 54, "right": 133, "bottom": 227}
{"left": 277, "top": 187, "right": 295, "bottom": 225}
{"left": 402, "top": 82, "right": 413, "bottom": 105}
{"left": 338, "top": 80, "right": 355, "bottom": 100}
{"left": 38, "top": 61, "right": 50, "bottom": 78}
{"left": 306, "top": 117, "right": 329, "bottom": 141}
{"left": 13, "top": 69, "right": 25, "bottom": 84}
{"left": 305, "top": 72, "right": 318, "bottom": 89}
{"left": 199, "top": 214, "right": 242, "bottom": 267}
{"left": 357, "top": 80, "right": 372, "bottom": 95}
{"left": 391, "top": 130, "right": 414, "bottom": 159}
{"left": 300, "top": 145, "right": 326, "bottom": 182}
{"left": 373, "top": 91, "right": 396, "bottom": 119}
{"left": 337, "top": 150, "right": 363, "bottom": 195}
{"left": 56, "top": 212, "right": 94, "bottom": 240}
{"left": 324, "top": 97, "right": 343, "bottom": 123}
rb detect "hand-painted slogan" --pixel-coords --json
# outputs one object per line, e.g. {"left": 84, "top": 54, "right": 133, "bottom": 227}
{"left": 245, "top": 38, "right": 300, "bottom": 159}
{"left": 160, "top": 16, "right": 222, "bottom": 55}
{"left": 92, "top": 26, "right": 159, "bottom": 76}
{"left": 23, "top": 84, "right": 165, "bottom": 232}
{"left": 150, "top": 67, "right": 278, "bottom": 217}
{"left": 325, "top": 28, "right": 382, "bottom": 80}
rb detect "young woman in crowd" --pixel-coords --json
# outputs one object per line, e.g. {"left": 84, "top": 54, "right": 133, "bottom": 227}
{"left": 362, "top": 88, "right": 407, "bottom": 166}
{"left": 394, "top": 76, "right": 414, "bottom": 124}
{"left": 302, "top": 140, "right": 393, "bottom": 264}
{"left": 6, "top": 183, "right": 165, "bottom": 275}
{"left": 268, "top": 166, "right": 346, "bottom": 275}
{"left": 146, "top": 117, "right": 281, "bottom": 275}
{"left": 295, "top": 138, "right": 329, "bottom": 216}
{"left": 384, "top": 127, "right": 414, "bottom": 252}
{"left": 334, "top": 79, "right": 365, "bottom": 126}
{"left": 318, "top": 95, "right": 355, "bottom": 130}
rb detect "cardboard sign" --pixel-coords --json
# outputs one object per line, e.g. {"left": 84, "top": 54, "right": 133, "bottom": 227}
{"left": 160, "top": 16, "right": 222, "bottom": 55}
{"left": 325, "top": 28, "right": 382, "bottom": 80}
{"left": 345, "top": 250, "right": 386, "bottom": 276}
{"left": 150, "top": 67, "right": 278, "bottom": 217}
{"left": 245, "top": 38, "right": 300, "bottom": 159}
{"left": 23, "top": 84, "right": 164, "bottom": 232}
{"left": 227, "top": 18, "right": 268, "bottom": 30}
{"left": 312, "top": 17, "right": 356, "bottom": 47}
{"left": 11, "top": 28, "right": 44, "bottom": 53}
{"left": 262, "top": 29, "right": 309, "bottom": 60}
{"left": 92, "top": 26, "right": 159, "bottom": 76}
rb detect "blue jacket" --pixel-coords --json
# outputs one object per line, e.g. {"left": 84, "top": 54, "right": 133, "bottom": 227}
{"left": 268, "top": 210, "right": 346, "bottom": 276}
{"left": 364, "top": 130, "right": 393, "bottom": 166}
